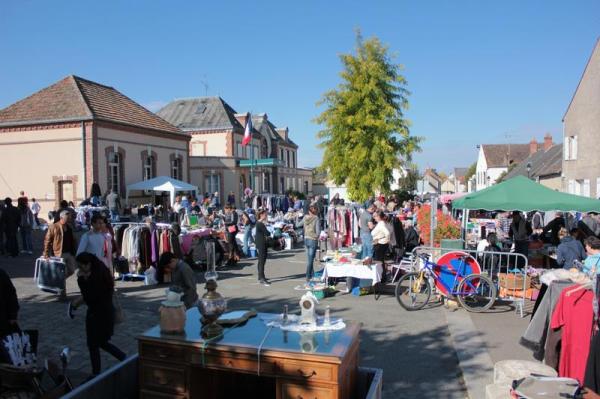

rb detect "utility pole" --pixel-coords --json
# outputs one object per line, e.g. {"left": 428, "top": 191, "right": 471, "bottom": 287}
{"left": 250, "top": 140, "right": 254, "bottom": 192}
{"left": 430, "top": 195, "right": 438, "bottom": 247}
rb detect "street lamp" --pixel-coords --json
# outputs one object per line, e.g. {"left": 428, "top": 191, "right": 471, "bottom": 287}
{"left": 526, "top": 162, "right": 532, "bottom": 179}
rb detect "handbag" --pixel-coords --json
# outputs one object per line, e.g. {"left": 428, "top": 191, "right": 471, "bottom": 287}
{"left": 228, "top": 225, "right": 237, "bottom": 234}
{"left": 113, "top": 291, "right": 124, "bottom": 324}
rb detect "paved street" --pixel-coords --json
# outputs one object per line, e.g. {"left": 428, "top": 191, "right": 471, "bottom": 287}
{"left": 1, "top": 231, "right": 539, "bottom": 398}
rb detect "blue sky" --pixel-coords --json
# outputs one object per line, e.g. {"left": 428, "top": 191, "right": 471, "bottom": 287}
{"left": 1, "top": 1, "right": 598, "bottom": 172}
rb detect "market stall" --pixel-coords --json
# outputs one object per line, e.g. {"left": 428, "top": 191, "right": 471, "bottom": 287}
{"left": 452, "top": 175, "right": 600, "bottom": 213}
{"left": 125, "top": 176, "right": 198, "bottom": 207}
{"left": 453, "top": 176, "right": 600, "bottom": 261}
{"left": 321, "top": 260, "right": 383, "bottom": 286}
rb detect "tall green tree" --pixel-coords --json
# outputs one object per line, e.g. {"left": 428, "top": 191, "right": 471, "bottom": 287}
{"left": 398, "top": 165, "right": 420, "bottom": 193}
{"left": 315, "top": 32, "right": 421, "bottom": 202}
{"left": 464, "top": 162, "right": 477, "bottom": 182}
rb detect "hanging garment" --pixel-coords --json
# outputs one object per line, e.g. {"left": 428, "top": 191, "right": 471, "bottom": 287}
{"left": 550, "top": 285, "right": 594, "bottom": 384}
{"left": 521, "top": 281, "right": 582, "bottom": 361}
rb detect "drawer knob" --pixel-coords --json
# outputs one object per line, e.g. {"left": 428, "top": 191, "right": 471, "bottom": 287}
{"left": 156, "top": 376, "right": 169, "bottom": 385}
{"left": 297, "top": 369, "right": 317, "bottom": 378}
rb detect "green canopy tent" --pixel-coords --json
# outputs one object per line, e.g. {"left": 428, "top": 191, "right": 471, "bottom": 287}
{"left": 453, "top": 176, "right": 600, "bottom": 212}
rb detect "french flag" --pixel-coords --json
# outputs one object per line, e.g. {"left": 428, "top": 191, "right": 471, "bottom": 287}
{"left": 242, "top": 113, "right": 252, "bottom": 146}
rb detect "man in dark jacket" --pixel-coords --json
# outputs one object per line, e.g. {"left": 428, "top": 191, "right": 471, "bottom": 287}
{"left": 404, "top": 220, "right": 421, "bottom": 253}
{"left": 556, "top": 228, "right": 587, "bottom": 269}
{"left": 510, "top": 211, "right": 533, "bottom": 267}
{"left": 158, "top": 252, "right": 198, "bottom": 308}
{"left": 254, "top": 210, "right": 271, "bottom": 286}
{"left": 0, "top": 267, "right": 19, "bottom": 337}
{"left": 542, "top": 213, "right": 566, "bottom": 246}
{"left": 0, "top": 198, "right": 21, "bottom": 257}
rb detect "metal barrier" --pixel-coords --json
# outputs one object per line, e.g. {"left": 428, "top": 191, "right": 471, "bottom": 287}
{"left": 61, "top": 354, "right": 382, "bottom": 399}
{"left": 62, "top": 355, "right": 138, "bottom": 399}
{"left": 411, "top": 246, "right": 530, "bottom": 317}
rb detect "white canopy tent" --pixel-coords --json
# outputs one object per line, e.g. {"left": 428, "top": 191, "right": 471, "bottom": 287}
{"left": 125, "top": 176, "right": 198, "bottom": 206}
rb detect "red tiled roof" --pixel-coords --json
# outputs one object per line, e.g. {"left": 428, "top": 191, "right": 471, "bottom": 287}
{"left": 0, "top": 75, "right": 183, "bottom": 135}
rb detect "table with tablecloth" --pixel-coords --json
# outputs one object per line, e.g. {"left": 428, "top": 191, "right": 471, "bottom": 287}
{"left": 180, "top": 228, "right": 213, "bottom": 254}
{"left": 321, "top": 261, "right": 383, "bottom": 286}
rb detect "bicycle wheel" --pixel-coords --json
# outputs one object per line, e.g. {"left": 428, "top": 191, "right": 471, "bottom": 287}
{"left": 395, "top": 272, "right": 431, "bottom": 311}
{"left": 456, "top": 273, "right": 497, "bottom": 313}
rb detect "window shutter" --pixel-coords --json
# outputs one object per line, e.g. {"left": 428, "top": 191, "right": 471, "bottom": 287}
{"left": 573, "top": 136, "right": 578, "bottom": 160}
{"left": 564, "top": 138, "right": 570, "bottom": 160}
{"left": 568, "top": 180, "right": 574, "bottom": 194}
{"left": 584, "top": 179, "right": 591, "bottom": 197}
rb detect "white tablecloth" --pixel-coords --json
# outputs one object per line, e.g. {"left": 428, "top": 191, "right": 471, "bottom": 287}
{"left": 321, "top": 262, "right": 383, "bottom": 286}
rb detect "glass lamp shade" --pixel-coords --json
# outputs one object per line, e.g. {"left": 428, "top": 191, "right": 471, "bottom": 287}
{"left": 205, "top": 241, "right": 218, "bottom": 281}
{"left": 198, "top": 279, "right": 227, "bottom": 338}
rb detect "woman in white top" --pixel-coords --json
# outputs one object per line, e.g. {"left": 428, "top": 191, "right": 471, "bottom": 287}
{"left": 371, "top": 211, "right": 390, "bottom": 263}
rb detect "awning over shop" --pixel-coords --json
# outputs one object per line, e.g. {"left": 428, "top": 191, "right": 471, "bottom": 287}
{"left": 452, "top": 176, "right": 600, "bottom": 212}
{"left": 125, "top": 176, "right": 198, "bottom": 206}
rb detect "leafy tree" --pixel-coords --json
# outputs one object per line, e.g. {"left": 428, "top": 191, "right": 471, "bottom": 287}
{"left": 464, "top": 162, "right": 477, "bottom": 182}
{"left": 496, "top": 163, "right": 517, "bottom": 183}
{"left": 315, "top": 31, "right": 421, "bottom": 202}
{"left": 398, "top": 165, "right": 420, "bottom": 193}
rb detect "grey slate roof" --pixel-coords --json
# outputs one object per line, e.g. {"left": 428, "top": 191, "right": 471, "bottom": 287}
{"left": 505, "top": 144, "right": 563, "bottom": 180}
{"left": 481, "top": 144, "right": 541, "bottom": 168}
{"left": 156, "top": 97, "right": 243, "bottom": 131}
{"left": 252, "top": 113, "right": 298, "bottom": 148}
{"left": 252, "top": 114, "right": 280, "bottom": 141}
{"left": 453, "top": 167, "right": 468, "bottom": 182}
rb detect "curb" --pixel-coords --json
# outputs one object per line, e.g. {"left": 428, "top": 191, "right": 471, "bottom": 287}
{"left": 445, "top": 308, "right": 494, "bottom": 399}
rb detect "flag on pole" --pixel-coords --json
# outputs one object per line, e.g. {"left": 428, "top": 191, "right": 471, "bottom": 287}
{"left": 242, "top": 114, "right": 252, "bottom": 146}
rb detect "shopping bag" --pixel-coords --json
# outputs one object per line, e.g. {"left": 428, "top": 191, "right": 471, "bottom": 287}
{"left": 113, "top": 291, "right": 124, "bottom": 324}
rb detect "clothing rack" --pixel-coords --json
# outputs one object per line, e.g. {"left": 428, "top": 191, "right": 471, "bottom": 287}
{"left": 111, "top": 222, "right": 172, "bottom": 228}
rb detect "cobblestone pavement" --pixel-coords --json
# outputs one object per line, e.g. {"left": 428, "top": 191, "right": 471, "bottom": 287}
{"left": 1, "top": 230, "right": 468, "bottom": 399}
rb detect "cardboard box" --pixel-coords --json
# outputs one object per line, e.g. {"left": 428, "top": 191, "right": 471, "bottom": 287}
{"left": 498, "top": 273, "right": 531, "bottom": 290}
{"left": 499, "top": 287, "right": 536, "bottom": 300}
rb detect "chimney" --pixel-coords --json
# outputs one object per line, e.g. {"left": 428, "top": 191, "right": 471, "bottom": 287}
{"left": 543, "top": 133, "right": 553, "bottom": 151}
{"left": 234, "top": 113, "right": 248, "bottom": 128}
{"left": 529, "top": 138, "right": 538, "bottom": 155}
{"left": 276, "top": 127, "right": 289, "bottom": 141}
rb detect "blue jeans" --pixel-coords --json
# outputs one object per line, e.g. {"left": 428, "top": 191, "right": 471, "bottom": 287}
{"left": 110, "top": 208, "right": 119, "bottom": 222}
{"left": 360, "top": 232, "right": 373, "bottom": 259}
{"left": 20, "top": 228, "right": 33, "bottom": 252}
{"left": 305, "top": 238, "right": 318, "bottom": 281}
{"left": 243, "top": 225, "right": 253, "bottom": 257}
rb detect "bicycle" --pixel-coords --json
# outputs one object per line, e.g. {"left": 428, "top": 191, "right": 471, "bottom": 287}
{"left": 395, "top": 252, "right": 496, "bottom": 312}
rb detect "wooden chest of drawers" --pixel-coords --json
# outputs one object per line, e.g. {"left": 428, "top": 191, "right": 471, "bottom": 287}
{"left": 138, "top": 309, "right": 360, "bottom": 399}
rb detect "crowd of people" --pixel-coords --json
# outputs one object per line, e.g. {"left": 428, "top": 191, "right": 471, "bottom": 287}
{"left": 0, "top": 192, "right": 42, "bottom": 257}
{"left": 472, "top": 209, "right": 600, "bottom": 271}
